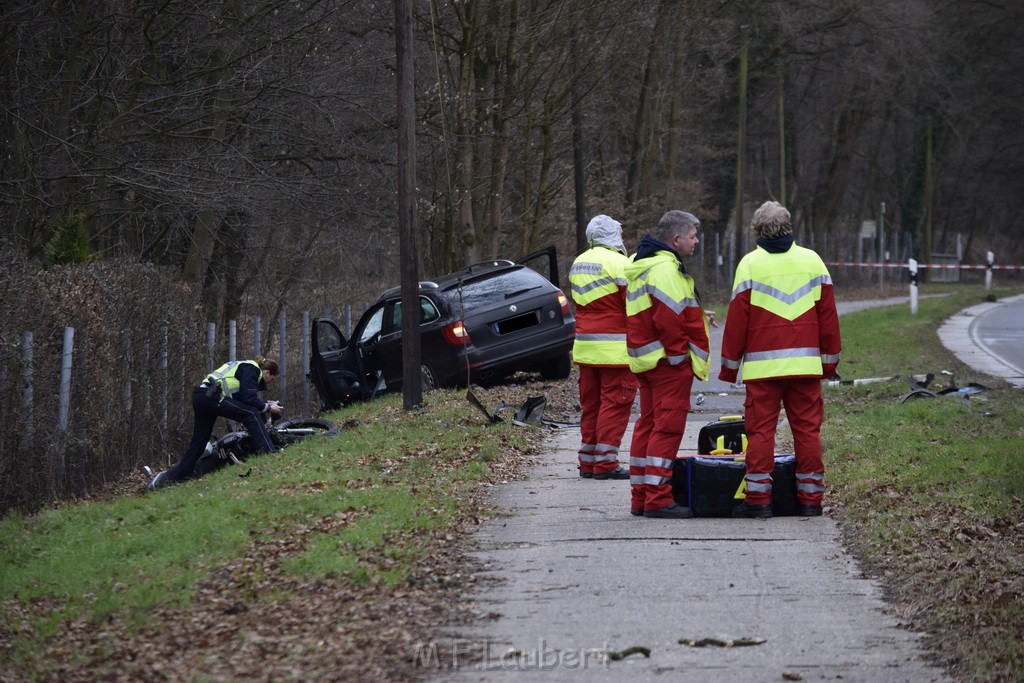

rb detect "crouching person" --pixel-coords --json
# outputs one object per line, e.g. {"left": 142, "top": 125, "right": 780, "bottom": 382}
{"left": 147, "top": 357, "right": 284, "bottom": 490}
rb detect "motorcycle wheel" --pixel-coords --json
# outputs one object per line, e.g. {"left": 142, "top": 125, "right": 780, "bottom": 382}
{"left": 272, "top": 417, "right": 339, "bottom": 446}
{"left": 192, "top": 445, "right": 233, "bottom": 477}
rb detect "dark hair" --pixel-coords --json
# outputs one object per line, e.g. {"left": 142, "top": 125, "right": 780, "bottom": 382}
{"left": 256, "top": 356, "right": 279, "bottom": 376}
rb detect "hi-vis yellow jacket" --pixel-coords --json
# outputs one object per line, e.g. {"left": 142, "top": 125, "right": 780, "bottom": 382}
{"left": 203, "top": 360, "right": 265, "bottom": 403}
{"left": 719, "top": 243, "right": 841, "bottom": 383}
{"left": 624, "top": 246, "right": 710, "bottom": 379}
{"left": 570, "top": 245, "right": 630, "bottom": 366}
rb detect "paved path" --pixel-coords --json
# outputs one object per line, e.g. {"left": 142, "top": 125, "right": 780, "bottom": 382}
{"left": 432, "top": 295, "right": 1021, "bottom": 682}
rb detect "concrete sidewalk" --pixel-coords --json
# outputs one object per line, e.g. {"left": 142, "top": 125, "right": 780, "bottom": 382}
{"left": 438, "top": 298, "right": 948, "bottom": 682}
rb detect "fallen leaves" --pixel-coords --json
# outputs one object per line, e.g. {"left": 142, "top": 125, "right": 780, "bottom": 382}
{"left": 1, "top": 373, "right": 572, "bottom": 681}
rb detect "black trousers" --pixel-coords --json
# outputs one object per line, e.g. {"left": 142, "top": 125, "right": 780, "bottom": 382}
{"left": 164, "top": 389, "right": 276, "bottom": 482}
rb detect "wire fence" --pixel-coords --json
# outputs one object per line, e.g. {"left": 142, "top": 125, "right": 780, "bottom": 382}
{"left": 0, "top": 304, "right": 368, "bottom": 517}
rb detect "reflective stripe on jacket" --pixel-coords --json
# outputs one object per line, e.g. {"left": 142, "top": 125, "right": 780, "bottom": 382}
{"left": 624, "top": 249, "right": 710, "bottom": 379}
{"left": 570, "top": 245, "right": 630, "bottom": 366}
{"left": 719, "top": 244, "right": 841, "bottom": 382}
{"left": 204, "top": 360, "right": 263, "bottom": 399}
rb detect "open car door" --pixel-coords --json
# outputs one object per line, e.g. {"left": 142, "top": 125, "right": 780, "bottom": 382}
{"left": 309, "top": 317, "right": 367, "bottom": 408}
{"left": 516, "top": 246, "right": 561, "bottom": 288}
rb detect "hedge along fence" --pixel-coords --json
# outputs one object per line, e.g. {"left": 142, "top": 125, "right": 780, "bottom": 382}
{"left": 0, "top": 259, "right": 364, "bottom": 517}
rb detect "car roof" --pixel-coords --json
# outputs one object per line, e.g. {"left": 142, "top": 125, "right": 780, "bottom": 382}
{"left": 376, "top": 259, "right": 529, "bottom": 301}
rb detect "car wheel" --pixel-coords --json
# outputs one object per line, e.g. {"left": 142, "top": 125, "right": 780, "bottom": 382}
{"left": 539, "top": 352, "right": 572, "bottom": 380}
{"left": 421, "top": 362, "right": 439, "bottom": 391}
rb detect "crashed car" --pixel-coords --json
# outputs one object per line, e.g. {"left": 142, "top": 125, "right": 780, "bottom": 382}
{"left": 308, "top": 247, "right": 575, "bottom": 407}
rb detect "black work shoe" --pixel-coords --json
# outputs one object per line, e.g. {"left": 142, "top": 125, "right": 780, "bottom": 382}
{"left": 579, "top": 469, "right": 593, "bottom": 479}
{"left": 798, "top": 504, "right": 823, "bottom": 516}
{"left": 145, "top": 470, "right": 170, "bottom": 491}
{"left": 630, "top": 508, "right": 644, "bottom": 517}
{"left": 644, "top": 503, "right": 694, "bottom": 519}
{"left": 732, "top": 502, "right": 772, "bottom": 518}
{"left": 593, "top": 466, "right": 629, "bottom": 480}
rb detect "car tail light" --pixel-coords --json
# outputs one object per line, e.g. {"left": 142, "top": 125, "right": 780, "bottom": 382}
{"left": 556, "top": 290, "right": 570, "bottom": 315}
{"left": 442, "top": 320, "right": 472, "bottom": 345}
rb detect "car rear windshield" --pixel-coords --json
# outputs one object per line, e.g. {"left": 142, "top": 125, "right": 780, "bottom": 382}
{"left": 441, "top": 268, "right": 547, "bottom": 310}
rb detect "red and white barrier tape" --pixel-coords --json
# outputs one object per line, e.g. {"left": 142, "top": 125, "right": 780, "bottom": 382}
{"left": 826, "top": 261, "right": 1024, "bottom": 271}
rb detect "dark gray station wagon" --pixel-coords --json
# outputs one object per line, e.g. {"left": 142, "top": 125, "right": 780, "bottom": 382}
{"left": 308, "top": 248, "right": 575, "bottom": 407}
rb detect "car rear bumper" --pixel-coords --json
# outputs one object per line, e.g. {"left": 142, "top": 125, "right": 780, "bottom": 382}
{"left": 455, "top": 333, "right": 574, "bottom": 381}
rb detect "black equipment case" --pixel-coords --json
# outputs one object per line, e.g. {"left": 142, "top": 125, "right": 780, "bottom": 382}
{"left": 697, "top": 415, "right": 746, "bottom": 455}
{"left": 672, "top": 454, "right": 799, "bottom": 517}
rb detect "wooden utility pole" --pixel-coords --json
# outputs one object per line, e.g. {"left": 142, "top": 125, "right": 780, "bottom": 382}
{"left": 571, "top": 39, "right": 587, "bottom": 255}
{"left": 733, "top": 24, "right": 750, "bottom": 269}
{"left": 777, "top": 66, "right": 786, "bottom": 206}
{"left": 396, "top": 0, "right": 422, "bottom": 409}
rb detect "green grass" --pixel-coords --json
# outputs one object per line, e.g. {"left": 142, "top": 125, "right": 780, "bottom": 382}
{"left": 824, "top": 286, "right": 1024, "bottom": 680}
{"left": 0, "top": 391, "right": 536, "bottom": 674}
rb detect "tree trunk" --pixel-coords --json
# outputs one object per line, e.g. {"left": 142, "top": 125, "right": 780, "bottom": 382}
{"left": 453, "top": 0, "right": 480, "bottom": 266}
{"left": 482, "top": 0, "right": 521, "bottom": 259}
{"left": 809, "top": 97, "right": 872, "bottom": 245}
{"left": 624, "top": 0, "right": 671, "bottom": 217}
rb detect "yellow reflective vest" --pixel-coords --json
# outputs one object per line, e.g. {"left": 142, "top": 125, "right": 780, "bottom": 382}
{"left": 719, "top": 243, "right": 841, "bottom": 382}
{"left": 204, "top": 360, "right": 263, "bottom": 399}
{"left": 570, "top": 245, "right": 630, "bottom": 366}
{"left": 624, "top": 249, "right": 710, "bottom": 379}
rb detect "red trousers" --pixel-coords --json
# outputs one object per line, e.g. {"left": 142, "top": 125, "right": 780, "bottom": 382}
{"left": 578, "top": 365, "right": 638, "bottom": 474}
{"left": 629, "top": 362, "right": 694, "bottom": 512}
{"left": 743, "top": 377, "right": 827, "bottom": 506}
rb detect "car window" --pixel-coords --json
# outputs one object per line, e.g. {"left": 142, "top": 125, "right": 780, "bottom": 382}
{"left": 317, "top": 322, "right": 344, "bottom": 353}
{"left": 357, "top": 306, "right": 385, "bottom": 343}
{"left": 384, "top": 300, "right": 402, "bottom": 335}
{"left": 445, "top": 268, "right": 545, "bottom": 309}
{"left": 420, "top": 297, "right": 440, "bottom": 323}
{"left": 382, "top": 297, "right": 442, "bottom": 335}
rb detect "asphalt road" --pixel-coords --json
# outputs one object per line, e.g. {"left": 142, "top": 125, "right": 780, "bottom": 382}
{"left": 938, "top": 292, "right": 1024, "bottom": 388}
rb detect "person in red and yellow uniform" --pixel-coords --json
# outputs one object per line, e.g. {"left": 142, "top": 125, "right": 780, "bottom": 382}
{"left": 625, "top": 210, "right": 711, "bottom": 518}
{"left": 570, "top": 215, "right": 638, "bottom": 480}
{"left": 719, "top": 201, "right": 841, "bottom": 518}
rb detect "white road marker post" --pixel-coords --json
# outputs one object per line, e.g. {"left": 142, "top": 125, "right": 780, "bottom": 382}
{"left": 909, "top": 258, "right": 919, "bottom": 315}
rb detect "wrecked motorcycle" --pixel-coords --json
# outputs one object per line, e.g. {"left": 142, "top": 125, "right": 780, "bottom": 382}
{"left": 190, "top": 416, "right": 339, "bottom": 477}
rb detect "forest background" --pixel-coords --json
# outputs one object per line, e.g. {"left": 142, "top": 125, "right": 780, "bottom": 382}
{"left": 2, "top": 0, "right": 1023, "bottom": 513}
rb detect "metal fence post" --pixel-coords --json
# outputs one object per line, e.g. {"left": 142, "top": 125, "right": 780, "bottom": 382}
{"left": 302, "top": 311, "right": 310, "bottom": 414}
{"left": 879, "top": 201, "right": 886, "bottom": 294}
{"left": 180, "top": 330, "right": 187, "bottom": 443}
{"left": 278, "top": 311, "right": 287, "bottom": 405}
{"left": 122, "top": 330, "right": 133, "bottom": 415}
{"left": 56, "top": 327, "right": 75, "bottom": 495}
{"left": 206, "top": 323, "right": 216, "bottom": 371}
{"left": 21, "top": 332, "right": 33, "bottom": 452}
{"left": 160, "top": 324, "right": 168, "bottom": 452}
{"left": 714, "top": 232, "right": 721, "bottom": 289}
{"left": 58, "top": 327, "right": 74, "bottom": 434}
{"left": 254, "top": 316, "right": 262, "bottom": 357}
{"left": 143, "top": 338, "right": 152, "bottom": 420}
{"left": 229, "top": 320, "right": 237, "bottom": 361}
